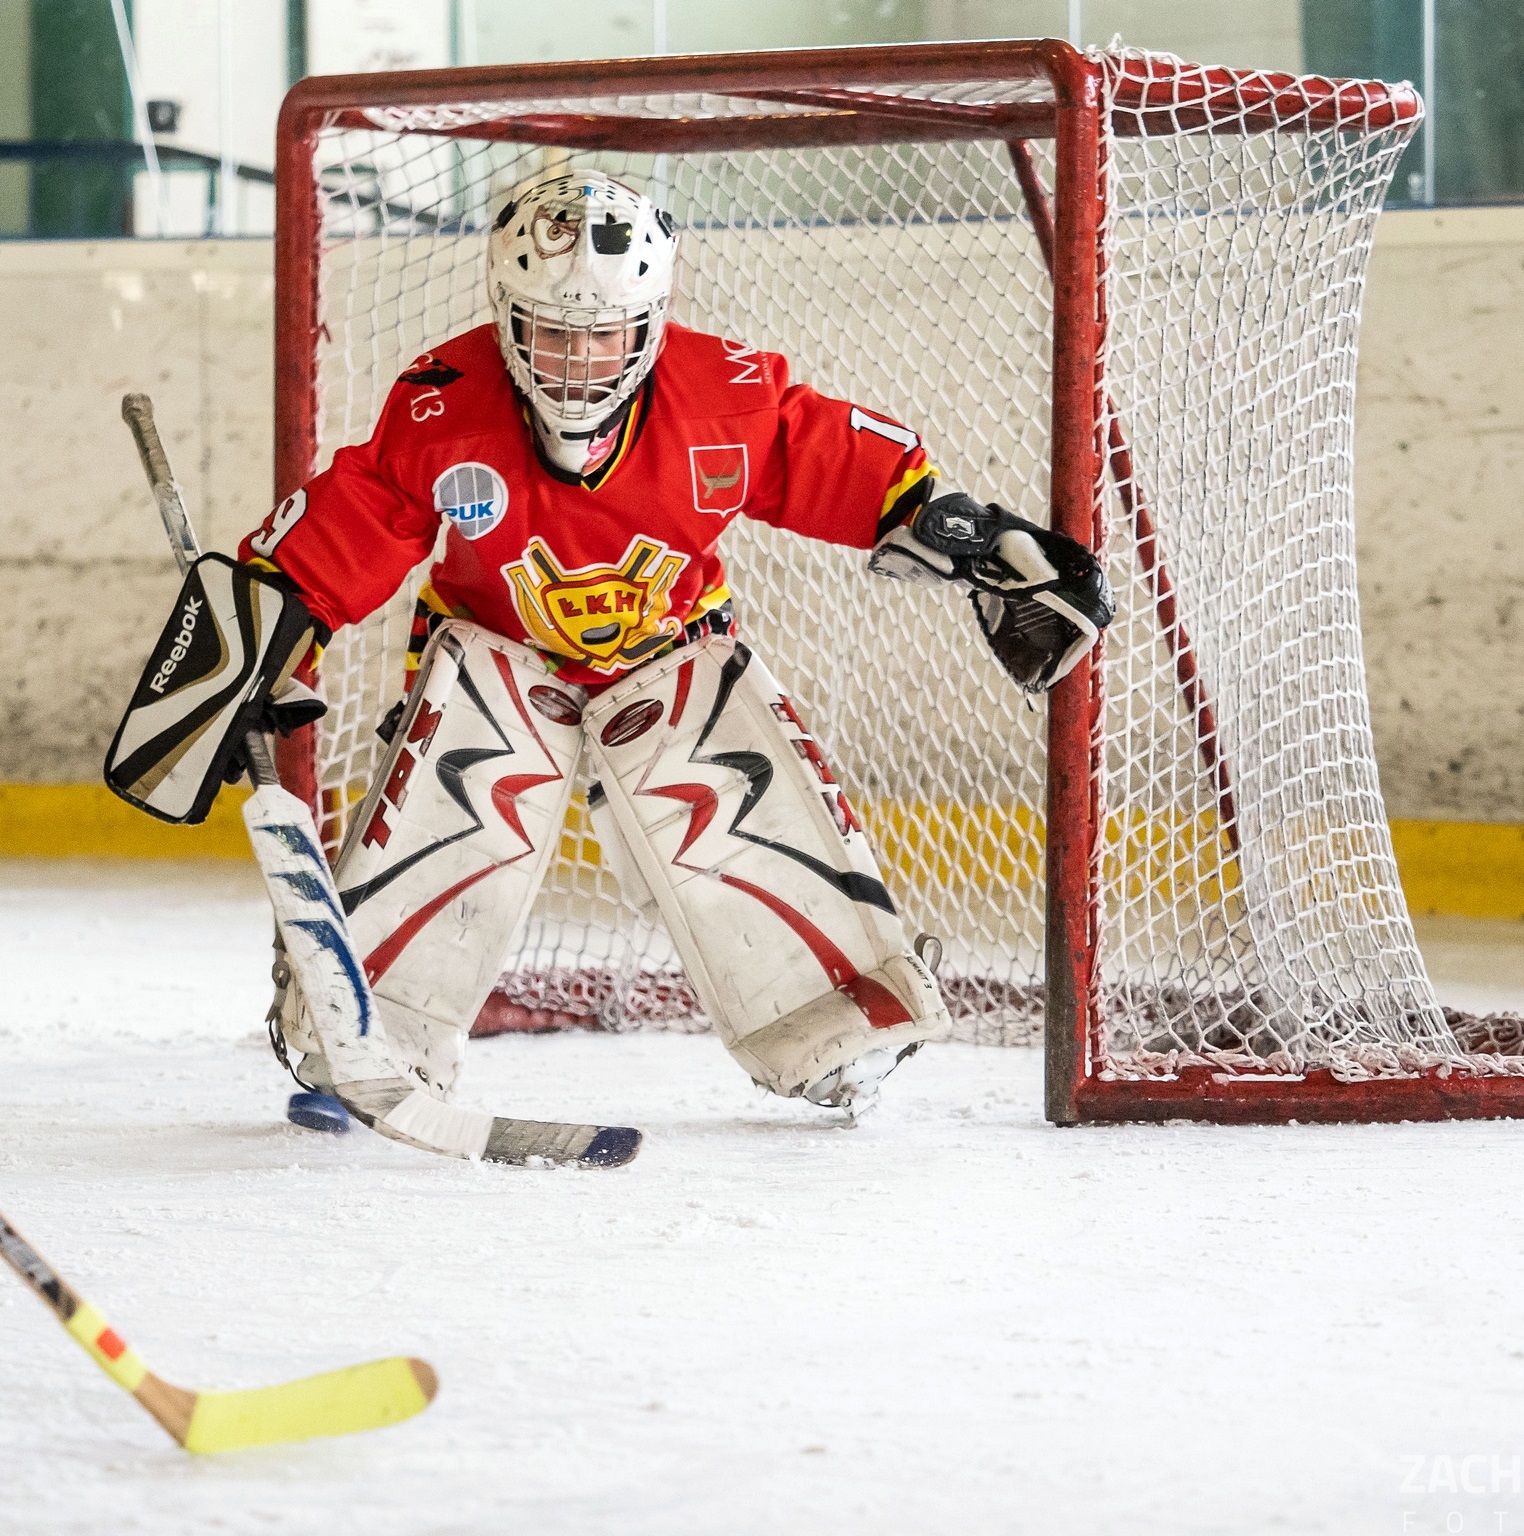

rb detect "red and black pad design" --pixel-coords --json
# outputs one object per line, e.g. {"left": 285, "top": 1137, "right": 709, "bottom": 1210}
{"left": 638, "top": 644, "right": 910, "bottom": 1030}
{"left": 328, "top": 622, "right": 584, "bottom": 1091}
{"left": 584, "top": 634, "right": 948, "bottom": 1094}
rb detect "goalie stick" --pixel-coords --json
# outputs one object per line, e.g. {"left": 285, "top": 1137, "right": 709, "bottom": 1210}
{"left": 0, "top": 1208, "right": 436, "bottom": 1453}
{"left": 120, "top": 393, "right": 641, "bottom": 1170}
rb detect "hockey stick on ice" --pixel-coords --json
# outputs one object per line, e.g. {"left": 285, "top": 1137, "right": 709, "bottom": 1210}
{"left": 0, "top": 1208, "right": 436, "bottom": 1453}
{"left": 120, "top": 393, "right": 641, "bottom": 1169}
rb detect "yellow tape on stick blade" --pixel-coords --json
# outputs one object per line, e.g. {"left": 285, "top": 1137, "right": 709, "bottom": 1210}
{"left": 182, "top": 1357, "right": 438, "bottom": 1455}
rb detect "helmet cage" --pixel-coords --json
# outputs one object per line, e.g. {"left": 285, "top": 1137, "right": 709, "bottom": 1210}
{"left": 501, "top": 296, "right": 665, "bottom": 431}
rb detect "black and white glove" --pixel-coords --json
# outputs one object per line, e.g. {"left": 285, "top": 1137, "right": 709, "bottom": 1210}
{"left": 870, "top": 491, "right": 1114, "bottom": 693}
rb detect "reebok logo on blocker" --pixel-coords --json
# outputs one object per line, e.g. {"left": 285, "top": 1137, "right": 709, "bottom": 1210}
{"left": 148, "top": 596, "right": 205, "bottom": 694}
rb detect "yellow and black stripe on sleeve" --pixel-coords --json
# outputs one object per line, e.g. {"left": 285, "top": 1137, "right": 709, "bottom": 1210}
{"left": 874, "top": 462, "right": 938, "bottom": 542}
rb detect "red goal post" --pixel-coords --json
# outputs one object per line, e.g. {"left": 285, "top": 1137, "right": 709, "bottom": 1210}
{"left": 270, "top": 41, "right": 1524, "bottom": 1125}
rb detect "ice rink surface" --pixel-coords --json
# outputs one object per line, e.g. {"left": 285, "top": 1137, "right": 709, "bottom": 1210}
{"left": 4, "top": 860, "right": 1524, "bottom": 1536}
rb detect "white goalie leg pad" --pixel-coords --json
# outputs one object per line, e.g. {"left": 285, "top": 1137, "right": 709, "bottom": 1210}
{"left": 288, "top": 621, "right": 585, "bottom": 1098}
{"left": 586, "top": 780, "right": 660, "bottom": 925}
{"left": 583, "top": 635, "right": 950, "bottom": 1100}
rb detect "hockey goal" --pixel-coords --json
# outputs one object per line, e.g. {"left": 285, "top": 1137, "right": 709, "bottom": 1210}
{"left": 271, "top": 39, "right": 1524, "bottom": 1125}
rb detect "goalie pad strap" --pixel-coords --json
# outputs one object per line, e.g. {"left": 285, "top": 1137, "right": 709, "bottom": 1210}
{"left": 104, "top": 553, "right": 318, "bottom": 824}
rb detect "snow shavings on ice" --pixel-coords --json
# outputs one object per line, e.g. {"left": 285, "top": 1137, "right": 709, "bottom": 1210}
{"left": 3, "top": 861, "right": 1524, "bottom": 1535}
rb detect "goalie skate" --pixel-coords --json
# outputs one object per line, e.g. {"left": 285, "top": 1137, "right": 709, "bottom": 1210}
{"left": 801, "top": 1043, "right": 923, "bottom": 1120}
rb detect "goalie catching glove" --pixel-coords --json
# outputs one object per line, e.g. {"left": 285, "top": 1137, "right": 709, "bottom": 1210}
{"left": 105, "top": 553, "right": 327, "bottom": 823}
{"left": 870, "top": 492, "right": 1114, "bottom": 692}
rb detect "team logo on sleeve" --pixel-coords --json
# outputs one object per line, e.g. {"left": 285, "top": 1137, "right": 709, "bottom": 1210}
{"left": 502, "top": 534, "right": 689, "bottom": 675}
{"left": 689, "top": 444, "right": 749, "bottom": 515}
{"left": 399, "top": 356, "right": 463, "bottom": 388}
{"left": 434, "top": 462, "right": 508, "bottom": 540}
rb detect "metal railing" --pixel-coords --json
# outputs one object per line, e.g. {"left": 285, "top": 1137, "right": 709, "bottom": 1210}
{"left": 0, "top": 141, "right": 273, "bottom": 238}
{"left": 0, "top": 141, "right": 448, "bottom": 237}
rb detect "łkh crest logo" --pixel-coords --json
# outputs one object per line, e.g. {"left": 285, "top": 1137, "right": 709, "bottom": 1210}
{"left": 502, "top": 534, "right": 689, "bottom": 675}
{"left": 689, "top": 444, "right": 749, "bottom": 515}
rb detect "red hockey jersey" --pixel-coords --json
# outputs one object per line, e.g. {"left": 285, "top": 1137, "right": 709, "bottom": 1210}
{"left": 240, "top": 322, "right": 934, "bottom": 689}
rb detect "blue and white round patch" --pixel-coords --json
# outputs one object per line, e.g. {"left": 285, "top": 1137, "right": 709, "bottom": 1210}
{"left": 434, "top": 462, "right": 508, "bottom": 540}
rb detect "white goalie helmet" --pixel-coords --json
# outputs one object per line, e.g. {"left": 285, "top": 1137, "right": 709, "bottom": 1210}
{"left": 486, "top": 170, "right": 677, "bottom": 471}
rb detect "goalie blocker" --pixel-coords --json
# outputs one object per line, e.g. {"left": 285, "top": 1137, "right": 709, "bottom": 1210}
{"left": 871, "top": 491, "right": 1114, "bottom": 692}
{"left": 105, "top": 553, "right": 326, "bottom": 823}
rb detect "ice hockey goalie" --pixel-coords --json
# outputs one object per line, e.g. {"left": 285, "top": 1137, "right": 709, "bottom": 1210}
{"left": 237, "top": 170, "right": 1111, "bottom": 1118}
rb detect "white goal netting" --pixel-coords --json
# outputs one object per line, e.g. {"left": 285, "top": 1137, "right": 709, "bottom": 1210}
{"left": 290, "top": 48, "right": 1518, "bottom": 1084}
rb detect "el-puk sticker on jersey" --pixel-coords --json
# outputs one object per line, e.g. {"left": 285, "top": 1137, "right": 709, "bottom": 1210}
{"left": 689, "top": 444, "right": 749, "bottom": 515}
{"left": 435, "top": 462, "right": 508, "bottom": 540}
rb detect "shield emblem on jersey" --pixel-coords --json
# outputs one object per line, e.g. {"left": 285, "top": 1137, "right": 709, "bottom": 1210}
{"left": 503, "top": 535, "right": 689, "bottom": 676}
{"left": 689, "top": 444, "right": 749, "bottom": 515}
{"left": 542, "top": 573, "right": 649, "bottom": 664}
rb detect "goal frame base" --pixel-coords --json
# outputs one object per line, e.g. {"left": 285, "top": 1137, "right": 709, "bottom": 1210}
{"left": 1064, "top": 1067, "right": 1524, "bottom": 1126}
